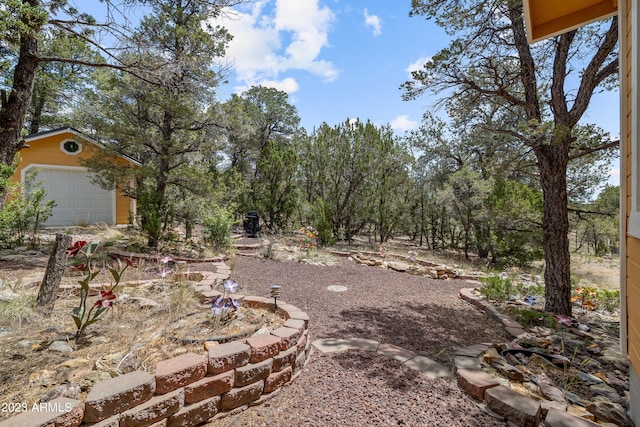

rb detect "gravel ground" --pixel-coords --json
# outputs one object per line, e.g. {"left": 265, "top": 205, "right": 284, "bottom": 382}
{"left": 208, "top": 256, "right": 508, "bottom": 427}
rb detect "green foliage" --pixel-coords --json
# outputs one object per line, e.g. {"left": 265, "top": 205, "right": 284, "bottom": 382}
{"left": 298, "top": 226, "right": 318, "bottom": 254}
{"left": 76, "top": 1, "right": 233, "bottom": 248}
{"left": 509, "top": 308, "right": 557, "bottom": 328}
{"left": 301, "top": 119, "right": 411, "bottom": 242}
{"left": 438, "top": 166, "right": 492, "bottom": 259}
{"left": 0, "top": 161, "right": 14, "bottom": 198}
{"left": 26, "top": 28, "right": 104, "bottom": 133}
{"left": 514, "top": 282, "right": 545, "bottom": 299}
{"left": 571, "top": 286, "right": 620, "bottom": 313}
{"left": 598, "top": 289, "right": 620, "bottom": 312}
{"left": 253, "top": 139, "right": 300, "bottom": 231}
{"left": 222, "top": 85, "right": 301, "bottom": 183}
{"left": 137, "top": 189, "right": 164, "bottom": 249}
{"left": 203, "top": 206, "right": 235, "bottom": 251}
{"left": 0, "top": 171, "right": 55, "bottom": 248}
{"left": 571, "top": 184, "right": 619, "bottom": 256}
{"left": 311, "top": 198, "right": 335, "bottom": 245}
{"left": 404, "top": 0, "right": 618, "bottom": 316}
{"left": 488, "top": 180, "right": 544, "bottom": 267}
{"left": 478, "top": 276, "right": 513, "bottom": 301}
{"left": 0, "top": 1, "right": 48, "bottom": 46}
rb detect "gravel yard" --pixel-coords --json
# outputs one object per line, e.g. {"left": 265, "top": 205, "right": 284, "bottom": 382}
{"left": 211, "top": 256, "right": 507, "bottom": 426}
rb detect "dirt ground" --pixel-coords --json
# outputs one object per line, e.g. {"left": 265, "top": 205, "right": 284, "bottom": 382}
{"left": 0, "top": 226, "right": 623, "bottom": 425}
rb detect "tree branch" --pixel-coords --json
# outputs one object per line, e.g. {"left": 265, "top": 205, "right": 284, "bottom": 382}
{"left": 569, "top": 17, "right": 618, "bottom": 126}
{"left": 568, "top": 139, "right": 619, "bottom": 161}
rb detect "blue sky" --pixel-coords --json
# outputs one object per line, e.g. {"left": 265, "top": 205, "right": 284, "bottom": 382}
{"left": 212, "top": 1, "right": 452, "bottom": 132}
{"left": 212, "top": 0, "right": 621, "bottom": 185}
{"left": 78, "top": 1, "right": 621, "bottom": 183}
{"left": 212, "top": 1, "right": 620, "bottom": 134}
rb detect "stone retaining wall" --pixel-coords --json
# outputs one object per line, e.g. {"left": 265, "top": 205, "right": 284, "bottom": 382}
{"left": 0, "top": 297, "right": 311, "bottom": 427}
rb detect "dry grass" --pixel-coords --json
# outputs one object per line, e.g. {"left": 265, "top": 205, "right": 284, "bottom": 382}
{"left": 571, "top": 253, "right": 620, "bottom": 290}
{"left": 0, "top": 293, "right": 43, "bottom": 328}
{"left": 0, "top": 261, "right": 283, "bottom": 422}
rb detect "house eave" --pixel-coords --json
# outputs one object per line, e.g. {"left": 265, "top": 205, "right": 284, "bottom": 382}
{"left": 523, "top": 0, "right": 618, "bottom": 43}
{"left": 23, "top": 126, "right": 141, "bottom": 167}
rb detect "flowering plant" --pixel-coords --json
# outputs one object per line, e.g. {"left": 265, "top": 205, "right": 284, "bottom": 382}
{"left": 299, "top": 226, "right": 318, "bottom": 254}
{"left": 67, "top": 241, "right": 137, "bottom": 341}
{"left": 159, "top": 256, "right": 174, "bottom": 285}
{"left": 571, "top": 287, "right": 598, "bottom": 312}
{"left": 210, "top": 279, "right": 240, "bottom": 327}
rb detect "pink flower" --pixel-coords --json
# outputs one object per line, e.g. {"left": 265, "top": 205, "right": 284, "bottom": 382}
{"left": 66, "top": 241, "right": 87, "bottom": 257}
{"left": 94, "top": 290, "right": 116, "bottom": 308}
{"left": 555, "top": 315, "right": 572, "bottom": 327}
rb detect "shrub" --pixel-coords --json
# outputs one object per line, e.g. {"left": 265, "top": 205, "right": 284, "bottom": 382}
{"left": 509, "top": 307, "right": 557, "bottom": 328}
{"left": 571, "top": 286, "right": 599, "bottom": 312}
{"left": 203, "top": 206, "right": 235, "bottom": 251}
{"left": 0, "top": 171, "right": 55, "bottom": 248}
{"left": 514, "top": 282, "right": 545, "bottom": 298}
{"left": 479, "top": 276, "right": 513, "bottom": 301}
{"left": 597, "top": 289, "right": 620, "bottom": 313}
{"left": 312, "top": 199, "right": 335, "bottom": 245}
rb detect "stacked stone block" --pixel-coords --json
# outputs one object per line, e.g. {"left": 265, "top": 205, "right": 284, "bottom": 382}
{"left": 0, "top": 294, "right": 310, "bottom": 427}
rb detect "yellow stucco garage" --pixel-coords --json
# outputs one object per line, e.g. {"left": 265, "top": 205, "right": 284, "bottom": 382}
{"left": 11, "top": 127, "right": 137, "bottom": 226}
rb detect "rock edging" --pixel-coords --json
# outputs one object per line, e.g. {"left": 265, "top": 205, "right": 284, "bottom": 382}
{"left": 0, "top": 270, "right": 311, "bottom": 427}
{"left": 456, "top": 287, "right": 633, "bottom": 427}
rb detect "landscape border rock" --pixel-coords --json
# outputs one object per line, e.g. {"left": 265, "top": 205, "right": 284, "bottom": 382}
{"left": 0, "top": 269, "right": 311, "bottom": 427}
{"left": 457, "top": 288, "right": 633, "bottom": 427}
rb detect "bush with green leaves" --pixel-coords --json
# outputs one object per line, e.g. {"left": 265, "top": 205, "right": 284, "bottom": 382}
{"left": 311, "top": 198, "right": 335, "bottom": 245}
{"left": 598, "top": 289, "right": 620, "bottom": 312}
{"left": 0, "top": 171, "right": 55, "bottom": 248}
{"left": 203, "top": 206, "right": 235, "bottom": 251}
{"left": 509, "top": 307, "right": 557, "bottom": 328}
{"left": 0, "top": 161, "right": 14, "bottom": 201}
{"left": 478, "top": 276, "right": 513, "bottom": 301}
{"left": 514, "top": 282, "right": 545, "bottom": 299}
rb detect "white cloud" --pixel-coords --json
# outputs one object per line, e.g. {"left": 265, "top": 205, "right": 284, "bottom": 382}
{"left": 390, "top": 115, "right": 418, "bottom": 132}
{"left": 608, "top": 167, "right": 620, "bottom": 186}
{"left": 406, "top": 56, "right": 433, "bottom": 77}
{"left": 257, "top": 77, "right": 300, "bottom": 94}
{"left": 213, "top": 0, "right": 339, "bottom": 93}
{"left": 364, "top": 9, "right": 382, "bottom": 36}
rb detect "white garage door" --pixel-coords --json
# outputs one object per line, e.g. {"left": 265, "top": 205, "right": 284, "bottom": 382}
{"left": 25, "top": 167, "right": 115, "bottom": 226}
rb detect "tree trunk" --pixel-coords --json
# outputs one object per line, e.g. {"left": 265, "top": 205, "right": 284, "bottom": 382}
{"left": 537, "top": 144, "right": 572, "bottom": 315}
{"left": 0, "top": 23, "right": 39, "bottom": 167}
{"left": 36, "top": 233, "right": 72, "bottom": 314}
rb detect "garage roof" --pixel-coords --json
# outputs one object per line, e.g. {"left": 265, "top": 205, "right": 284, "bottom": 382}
{"left": 23, "top": 126, "right": 141, "bottom": 166}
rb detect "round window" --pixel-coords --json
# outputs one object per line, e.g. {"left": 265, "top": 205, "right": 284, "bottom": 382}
{"left": 62, "top": 140, "right": 80, "bottom": 154}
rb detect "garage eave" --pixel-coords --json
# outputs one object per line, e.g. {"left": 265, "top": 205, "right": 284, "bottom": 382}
{"left": 524, "top": 0, "right": 617, "bottom": 43}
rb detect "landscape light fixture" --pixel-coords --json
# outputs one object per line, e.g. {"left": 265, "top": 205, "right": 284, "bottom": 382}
{"left": 270, "top": 285, "right": 281, "bottom": 313}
